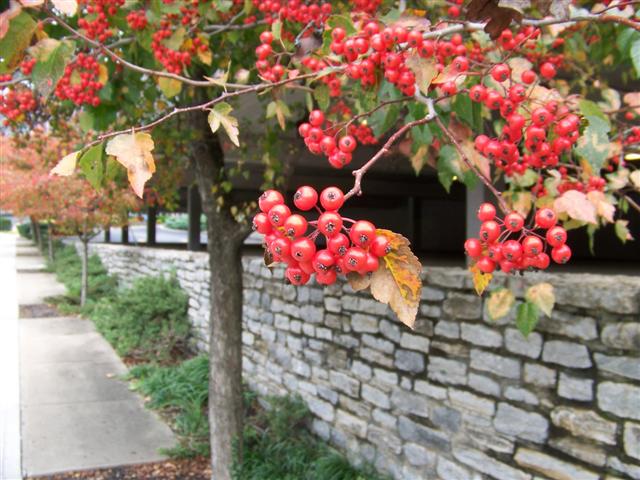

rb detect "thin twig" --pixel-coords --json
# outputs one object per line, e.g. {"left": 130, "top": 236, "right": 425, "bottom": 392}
{"left": 85, "top": 71, "right": 325, "bottom": 147}
{"left": 435, "top": 115, "right": 510, "bottom": 214}
{"left": 344, "top": 98, "right": 437, "bottom": 201}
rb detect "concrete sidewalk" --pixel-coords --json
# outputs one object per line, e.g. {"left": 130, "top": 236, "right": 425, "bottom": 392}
{"left": 14, "top": 236, "right": 177, "bottom": 477}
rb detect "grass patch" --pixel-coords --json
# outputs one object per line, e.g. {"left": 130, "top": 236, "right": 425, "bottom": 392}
{"left": 128, "top": 359, "right": 385, "bottom": 479}
{"left": 91, "top": 275, "right": 191, "bottom": 363}
{"left": 46, "top": 243, "right": 118, "bottom": 314}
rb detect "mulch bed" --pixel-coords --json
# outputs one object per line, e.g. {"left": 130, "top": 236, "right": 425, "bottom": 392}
{"left": 27, "top": 457, "right": 212, "bottom": 480}
{"left": 19, "top": 303, "right": 63, "bottom": 318}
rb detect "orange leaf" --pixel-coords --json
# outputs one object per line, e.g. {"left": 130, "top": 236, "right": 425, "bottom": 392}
{"left": 369, "top": 229, "right": 422, "bottom": 328}
{"left": 470, "top": 263, "right": 492, "bottom": 295}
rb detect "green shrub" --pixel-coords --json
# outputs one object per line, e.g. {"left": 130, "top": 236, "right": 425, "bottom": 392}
{"left": 47, "top": 243, "right": 117, "bottom": 311}
{"left": 164, "top": 213, "right": 206, "bottom": 231}
{"left": 0, "top": 217, "right": 11, "bottom": 231}
{"left": 91, "top": 274, "right": 190, "bottom": 362}
{"left": 17, "top": 222, "right": 33, "bottom": 239}
{"left": 128, "top": 355, "right": 210, "bottom": 457}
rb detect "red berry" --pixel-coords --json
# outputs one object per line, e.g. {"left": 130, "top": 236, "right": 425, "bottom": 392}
{"left": 522, "top": 236, "right": 544, "bottom": 257}
{"left": 464, "top": 238, "right": 482, "bottom": 258}
{"left": 535, "top": 252, "right": 550, "bottom": 269}
{"left": 479, "top": 220, "right": 501, "bottom": 243}
{"left": 546, "top": 226, "right": 567, "bottom": 247}
{"left": 318, "top": 211, "right": 343, "bottom": 237}
{"left": 551, "top": 244, "right": 571, "bottom": 264}
{"left": 535, "top": 208, "right": 557, "bottom": 229}
{"left": 477, "top": 256, "right": 496, "bottom": 273}
{"left": 259, "top": 190, "right": 284, "bottom": 213}
{"left": 502, "top": 239, "right": 523, "bottom": 262}
{"left": 328, "top": 233, "right": 350, "bottom": 256}
{"left": 488, "top": 244, "right": 503, "bottom": 262}
{"left": 469, "top": 84, "right": 487, "bottom": 102}
{"left": 320, "top": 186, "right": 345, "bottom": 211}
{"left": 332, "top": 27, "right": 346, "bottom": 42}
{"left": 371, "top": 235, "right": 390, "bottom": 257}
{"left": 253, "top": 212, "right": 272, "bottom": 234}
{"left": 338, "top": 135, "right": 357, "bottom": 153}
{"left": 364, "top": 253, "right": 379, "bottom": 272}
{"left": 491, "top": 63, "right": 511, "bottom": 82}
{"left": 345, "top": 247, "right": 367, "bottom": 272}
{"left": 521, "top": 70, "right": 536, "bottom": 84}
{"left": 286, "top": 267, "right": 310, "bottom": 286}
{"left": 540, "top": 62, "right": 556, "bottom": 79}
{"left": 312, "top": 249, "right": 335, "bottom": 273}
{"left": 268, "top": 204, "right": 291, "bottom": 227}
{"left": 309, "top": 109, "right": 325, "bottom": 127}
{"left": 291, "top": 237, "right": 316, "bottom": 262}
{"left": 504, "top": 212, "right": 525, "bottom": 232}
{"left": 260, "top": 31, "right": 274, "bottom": 44}
{"left": 270, "top": 237, "right": 291, "bottom": 259}
{"left": 349, "top": 220, "right": 376, "bottom": 248}
{"left": 316, "top": 269, "right": 337, "bottom": 285}
{"left": 477, "top": 203, "right": 496, "bottom": 222}
{"left": 284, "top": 214, "right": 308, "bottom": 238}
{"left": 293, "top": 186, "right": 318, "bottom": 211}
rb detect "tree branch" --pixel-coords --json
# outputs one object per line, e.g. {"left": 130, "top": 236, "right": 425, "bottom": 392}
{"left": 435, "top": 115, "right": 509, "bottom": 214}
{"left": 344, "top": 97, "right": 437, "bottom": 201}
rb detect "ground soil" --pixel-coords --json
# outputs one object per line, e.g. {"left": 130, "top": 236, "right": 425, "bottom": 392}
{"left": 19, "top": 303, "right": 63, "bottom": 318}
{"left": 27, "top": 457, "right": 212, "bottom": 480}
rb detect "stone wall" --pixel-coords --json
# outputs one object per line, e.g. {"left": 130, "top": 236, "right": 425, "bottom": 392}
{"left": 85, "top": 242, "right": 640, "bottom": 480}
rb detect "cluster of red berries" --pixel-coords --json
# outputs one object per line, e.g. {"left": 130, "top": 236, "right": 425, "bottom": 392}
{"left": 151, "top": 21, "right": 209, "bottom": 74}
{"left": 77, "top": 0, "right": 125, "bottom": 42}
{"left": 54, "top": 53, "right": 103, "bottom": 107}
{"left": 255, "top": 31, "right": 286, "bottom": 82}
{"left": 0, "top": 73, "right": 12, "bottom": 82}
{"left": 465, "top": 203, "right": 571, "bottom": 274}
{"left": 252, "top": 0, "right": 332, "bottom": 25}
{"left": 20, "top": 58, "right": 36, "bottom": 76}
{"left": 0, "top": 88, "right": 37, "bottom": 124}
{"left": 126, "top": 10, "right": 148, "bottom": 30}
{"left": 301, "top": 56, "right": 342, "bottom": 96}
{"left": 298, "top": 109, "right": 359, "bottom": 169}
{"left": 253, "top": 187, "right": 390, "bottom": 286}
{"left": 470, "top": 64, "right": 580, "bottom": 176}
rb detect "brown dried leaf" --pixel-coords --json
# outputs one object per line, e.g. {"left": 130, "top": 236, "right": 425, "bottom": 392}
{"left": 368, "top": 229, "right": 422, "bottom": 329}
{"left": 406, "top": 54, "right": 437, "bottom": 94}
{"left": 553, "top": 190, "right": 597, "bottom": 224}
{"left": 487, "top": 288, "right": 515, "bottom": 321}
{"left": 466, "top": 0, "right": 522, "bottom": 39}
{"left": 347, "top": 271, "right": 371, "bottom": 291}
{"left": 105, "top": 132, "right": 156, "bottom": 198}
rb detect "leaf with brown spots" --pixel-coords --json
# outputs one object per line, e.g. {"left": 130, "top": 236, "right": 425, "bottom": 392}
{"left": 349, "top": 230, "right": 422, "bottom": 328}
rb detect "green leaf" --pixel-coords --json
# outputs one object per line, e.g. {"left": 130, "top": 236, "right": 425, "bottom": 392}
{"left": 29, "top": 39, "right": 76, "bottom": 99}
{"left": 452, "top": 94, "right": 474, "bottom": 129}
{"left": 313, "top": 84, "right": 330, "bottom": 111}
{"left": 510, "top": 169, "right": 539, "bottom": 188}
{"left": 575, "top": 115, "right": 611, "bottom": 172}
{"left": 165, "top": 27, "right": 185, "bottom": 50}
{"left": 79, "top": 110, "right": 95, "bottom": 133}
{"left": 578, "top": 99, "right": 609, "bottom": 127}
{"left": 208, "top": 102, "right": 240, "bottom": 147}
{"left": 370, "top": 104, "right": 400, "bottom": 138}
{"left": 516, "top": 301, "right": 539, "bottom": 337}
{"left": 0, "top": 11, "right": 37, "bottom": 74}
{"left": 78, "top": 144, "right": 104, "bottom": 190}
{"left": 271, "top": 19, "right": 282, "bottom": 41}
{"left": 615, "top": 219, "right": 633, "bottom": 243}
{"left": 437, "top": 145, "right": 459, "bottom": 193}
{"left": 631, "top": 37, "right": 640, "bottom": 76}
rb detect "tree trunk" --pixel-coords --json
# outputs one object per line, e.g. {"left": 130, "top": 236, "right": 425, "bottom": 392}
{"left": 104, "top": 225, "right": 111, "bottom": 243}
{"left": 80, "top": 238, "right": 89, "bottom": 307}
{"left": 30, "top": 216, "right": 42, "bottom": 250}
{"left": 190, "top": 108, "right": 250, "bottom": 480}
{"left": 47, "top": 222, "right": 54, "bottom": 262}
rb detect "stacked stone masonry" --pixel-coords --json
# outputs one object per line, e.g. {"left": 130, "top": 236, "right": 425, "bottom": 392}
{"left": 84, "top": 243, "right": 640, "bottom": 480}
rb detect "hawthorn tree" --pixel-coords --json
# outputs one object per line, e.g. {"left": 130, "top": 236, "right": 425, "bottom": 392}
{"left": 1, "top": 0, "right": 639, "bottom": 478}
{"left": 0, "top": 128, "right": 139, "bottom": 304}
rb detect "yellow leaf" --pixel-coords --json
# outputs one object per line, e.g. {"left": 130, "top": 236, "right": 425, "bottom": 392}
{"left": 105, "top": 132, "right": 156, "bottom": 198}
{"left": 410, "top": 144, "right": 429, "bottom": 175}
{"left": 525, "top": 282, "right": 555, "bottom": 317}
{"left": 51, "top": 150, "right": 80, "bottom": 176}
{"left": 630, "top": 170, "right": 640, "bottom": 190}
{"left": 470, "top": 263, "right": 492, "bottom": 295}
{"left": 368, "top": 229, "right": 422, "bottom": 328}
{"left": 157, "top": 77, "right": 182, "bottom": 98}
{"left": 208, "top": 102, "right": 240, "bottom": 147}
{"left": 197, "top": 47, "right": 212, "bottom": 66}
{"left": 486, "top": 288, "right": 515, "bottom": 321}
{"left": 586, "top": 190, "right": 615, "bottom": 223}
{"left": 98, "top": 63, "right": 108, "bottom": 84}
{"left": 52, "top": 0, "right": 77, "bottom": 15}
{"left": 405, "top": 54, "right": 437, "bottom": 94}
